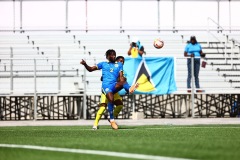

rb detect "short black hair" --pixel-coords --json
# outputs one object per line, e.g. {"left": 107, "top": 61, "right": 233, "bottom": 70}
{"left": 116, "top": 56, "right": 125, "bottom": 61}
{"left": 105, "top": 49, "right": 116, "bottom": 58}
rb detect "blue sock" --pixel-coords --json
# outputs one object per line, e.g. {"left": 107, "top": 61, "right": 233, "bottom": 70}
{"left": 123, "top": 83, "right": 130, "bottom": 92}
{"left": 108, "top": 102, "right": 114, "bottom": 120}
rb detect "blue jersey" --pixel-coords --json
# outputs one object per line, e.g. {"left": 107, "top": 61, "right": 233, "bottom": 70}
{"left": 184, "top": 43, "right": 202, "bottom": 57}
{"left": 97, "top": 61, "right": 123, "bottom": 85}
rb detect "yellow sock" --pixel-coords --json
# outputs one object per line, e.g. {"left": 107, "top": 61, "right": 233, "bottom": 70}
{"left": 93, "top": 107, "right": 106, "bottom": 126}
{"left": 114, "top": 105, "right": 123, "bottom": 118}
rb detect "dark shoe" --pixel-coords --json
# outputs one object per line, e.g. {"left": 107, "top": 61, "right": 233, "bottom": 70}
{"left": 187, "top": 89, "right": 191, "bottom": 93}
{"left": 196, "top": 90, "right": 203, "bottom": 93}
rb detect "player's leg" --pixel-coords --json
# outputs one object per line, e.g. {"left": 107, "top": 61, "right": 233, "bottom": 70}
{"left": 106, "top": 92, "right": 118, "bottom": 130}
{"left": 114, "top": 81, "right": 139, "bottom": 94}
{"left": 113, "top": 93, "right": 123, "bottom": 118}
{"left": 102, "top": 83, "right": 118, "bottom": 129}
{"left": 106, "top": 91, "right": 114, "bottom": 120}
{"left": 92, "top": 93, "right": 107, "bottom": 130}
{"left": 102, "top": 84, "right": 115, "bottom": 120}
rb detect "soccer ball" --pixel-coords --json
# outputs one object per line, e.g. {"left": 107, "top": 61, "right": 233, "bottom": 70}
{"left": 153, "top": 39, "right": 164, "bottom": 49}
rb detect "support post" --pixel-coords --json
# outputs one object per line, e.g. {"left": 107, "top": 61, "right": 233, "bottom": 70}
{"left": 191, "top": 57, "right": 195, "bottom": 118}
{"left": 10, "top": 47, "right": 13, "bottom": 94}
{"left": 207, "top": 18, "right": 210, "bottom": 47}
{"left": 20, "top": 0, "right": 23, "bottom": 32}
{"left": 157, "top": 0, "right": 160, "bottom": 32}
{"left": 224, "top": 35, "right": 227, "bottom": 63}
{"left": 120, "top": 0, "right": 123, "bottom": 33}
{"left": 34, "top": 59, "right": 37, "bottom": 120}
{"left": 65, "top": 0, "right": 69, "bottom": 32}
{"left": 13, "top": 0, "right": 15, "bottom": 32}
{"left": 85, "top": 0, "right": 88, "bottom": 32}
{"left": 83, "top": 62, "right": 87, "bottom": 119}
{"left": 229, "top": 0, "right": 231, "bottom": 33}
{"left": 58, "top": 47, "right": 61, "bottom": 93}
{"left": 173, "top": 0, "right": 176, "bottom": 32}
{"left": 132, "top": 94, "right": 135, "bottom": 113}
{"left": 231, "top": 40, "right": 234, "bottom": 69}
{"left": 217, "top": 0, "right": 220, "bottom": 33}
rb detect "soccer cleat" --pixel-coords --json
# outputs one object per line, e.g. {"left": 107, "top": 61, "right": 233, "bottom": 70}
{"left": 129, "top": 83, "right": 139, "bottom": 93}
{"left": 92, "top": 126, "right": 98, "bottom": 130}
{"left": 109, "top": 120, "right": 118, "bottom": 130}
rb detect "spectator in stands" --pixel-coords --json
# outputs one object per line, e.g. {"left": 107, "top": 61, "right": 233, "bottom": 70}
{"left": 184, "top": 36, "right": 205, "bottom": 92}
{"left": 127, "top": 37, "right": 145, "bottom": 58}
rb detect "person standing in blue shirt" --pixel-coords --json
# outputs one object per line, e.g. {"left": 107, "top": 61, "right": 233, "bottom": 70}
{"left": 184, "top": 36, "right": 205, "bottom": 92}
{"left": 80, "top": 49, "right": 138, "bottom": 130}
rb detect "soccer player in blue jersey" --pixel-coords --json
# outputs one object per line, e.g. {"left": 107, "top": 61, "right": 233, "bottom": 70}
{"left": 93, "top": 56, "right": 127, "bottom": 130}
{"left": 80, "top": 49, "right": 138, "bottom": 130}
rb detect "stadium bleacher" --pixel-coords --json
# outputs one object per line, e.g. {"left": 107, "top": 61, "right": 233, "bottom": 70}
{"left": 0, "top": 32, "right": 239, "bottom": 94}
{"left": 0, "top": 31, "right": 240, "bottom": 120}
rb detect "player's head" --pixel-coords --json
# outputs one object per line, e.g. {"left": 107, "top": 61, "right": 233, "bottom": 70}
{"left": 190, "top": 36, "right": 197, "bottom": 44}
{"left": 106, "top": 49, "right": 116, "bottom": 62}
{"left": 116, "top": 56, "right": 125, "bottom": 65}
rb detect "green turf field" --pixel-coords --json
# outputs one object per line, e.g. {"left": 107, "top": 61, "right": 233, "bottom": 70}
{"left": 0, "top": 125, "right": 240, "bottom": 160}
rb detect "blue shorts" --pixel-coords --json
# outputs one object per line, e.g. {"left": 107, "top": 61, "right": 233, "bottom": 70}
{"left": 101, "top": 83, "right": 117, "bottom": 95}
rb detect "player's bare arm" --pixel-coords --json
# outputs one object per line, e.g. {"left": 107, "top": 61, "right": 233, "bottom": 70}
{"left": 80, "top": 59, "right": 98, "bottom": 72}
{"left": 138, "top": 49, "right": 144, "bottom": 56}
{"left": 127, "top": 44, "right": 132, "bottom": 55}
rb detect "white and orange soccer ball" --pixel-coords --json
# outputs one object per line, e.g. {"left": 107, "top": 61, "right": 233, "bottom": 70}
{"left": 153, "top": 38, "right": 164, "bottom": 49}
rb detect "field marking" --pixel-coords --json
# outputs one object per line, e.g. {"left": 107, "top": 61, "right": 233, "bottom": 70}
{"left": 145, "top": 126, "right": 240, "bottom": 129}
{"left": 0, "top": 144, "right": 191, "bottom": 160}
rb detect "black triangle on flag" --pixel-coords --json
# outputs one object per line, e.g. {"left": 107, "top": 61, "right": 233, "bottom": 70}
{"left": 134, "top": 61, "right": 155, "bottom": 92}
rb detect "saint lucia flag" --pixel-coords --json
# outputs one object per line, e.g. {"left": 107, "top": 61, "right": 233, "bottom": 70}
{"left": 119, "top": 57, "right": 177, "bottom": 95}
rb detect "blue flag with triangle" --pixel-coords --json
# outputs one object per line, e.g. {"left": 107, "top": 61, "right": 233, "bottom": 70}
{"left": 119, "top": 57, "right": 177, "bottom": 95}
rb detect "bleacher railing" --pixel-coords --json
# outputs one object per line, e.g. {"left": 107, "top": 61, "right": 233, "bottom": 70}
{"left": 1, "top": 56, "right": 240, "bottom": 120}
{"left": 207, "top": 17, "right": 240, "bottom": 68}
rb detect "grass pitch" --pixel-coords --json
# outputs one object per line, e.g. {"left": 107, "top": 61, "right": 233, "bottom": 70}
{"left": 0, "top": 125, "right": 240, "bottom": 160}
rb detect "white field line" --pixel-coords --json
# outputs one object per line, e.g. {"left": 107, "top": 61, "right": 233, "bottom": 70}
{"left": 145, "top": 126, "right": 240, "bottom": 129}
{"left": 0, "top": 144, "right": 192, "bottom": 160}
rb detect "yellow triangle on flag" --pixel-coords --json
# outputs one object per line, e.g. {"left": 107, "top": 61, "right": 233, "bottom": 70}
{"left": 136, "top": 74, "right": 155, "bottom": 92}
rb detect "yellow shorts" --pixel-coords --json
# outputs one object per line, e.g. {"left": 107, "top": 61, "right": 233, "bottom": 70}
{"left": 100, "top": 93, "right": 122, "bottom": 104}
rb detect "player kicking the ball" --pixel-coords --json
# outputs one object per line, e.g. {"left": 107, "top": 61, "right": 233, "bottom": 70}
{"left": 92, "top": 56, "right": 127, "bottom": 130}
{"left": 80, "top": 49, "right": 139, "bottom": 130}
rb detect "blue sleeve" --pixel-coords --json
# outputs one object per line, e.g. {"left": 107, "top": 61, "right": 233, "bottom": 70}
{"left": 118, "top": 62, "right": 123, "bottom": 72}
{"left": 96, "top": 62, "right": 103, "bottom": 70}
{"left": 184, "top": 44, "right": 189, "bottom": 52}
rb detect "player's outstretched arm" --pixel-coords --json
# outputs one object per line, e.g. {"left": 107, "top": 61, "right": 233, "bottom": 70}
{"left": 127, "top": 44, "right": 132, "bottom": 56}
{"left": 80, "top": 59, "right": 98, "bottom": 72}
{"left": 138, "top": 46, "right": 144, "bottom": 56}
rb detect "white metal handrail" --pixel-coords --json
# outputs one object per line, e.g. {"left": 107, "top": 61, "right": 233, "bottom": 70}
{"left": 207, "top": 17, "right": 228, "bottom": 63}
{"left": 1, "top": 27, "right": 240, "bottom": 33}
{"left": 229, "top": 38, "right": 240, "bottom": 69}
